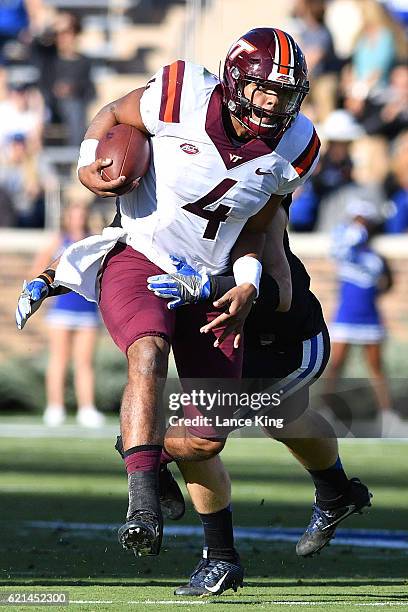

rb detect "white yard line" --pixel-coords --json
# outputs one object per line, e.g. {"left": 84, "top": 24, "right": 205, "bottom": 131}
{"left": 23, "top": 521, "right": 408, "bottom": 550}
{"left": 68, "top": 601, "right": 408, "bottom": 607}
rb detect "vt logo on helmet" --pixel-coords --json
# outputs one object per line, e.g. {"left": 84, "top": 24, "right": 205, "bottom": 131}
{"left": 222, "top": 27, "right": 310, "bottom": 139}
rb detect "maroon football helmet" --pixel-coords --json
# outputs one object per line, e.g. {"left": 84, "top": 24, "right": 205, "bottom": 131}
{"left": 222, "top": 27, "right": 309, "bottom": 139}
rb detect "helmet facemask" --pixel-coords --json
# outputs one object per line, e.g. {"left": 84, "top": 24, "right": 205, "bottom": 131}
{"left": 221, "top": 28, "right": 310, "bottom": 140}
{"left": 225, "top": 70, "right": 309, "bottom": 139}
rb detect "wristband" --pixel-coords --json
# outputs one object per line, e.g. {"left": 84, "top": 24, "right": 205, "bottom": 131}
{"left": 38, "top": 268, "right": 55, "bottom": 286}
{"left": 39, "top": 268, "right": 68, "bottom": 297}
{"left": 233, "top": 256, "right": 262, "bottom": 297}
{"left": 77, "top": 138, "right": 99, "bottom": 172}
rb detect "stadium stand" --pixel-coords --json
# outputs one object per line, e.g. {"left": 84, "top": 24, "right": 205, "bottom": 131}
{"left": 1, "top": 0, "right": 408, "bottom": 359}
{"left": 2, "top": 0, "right": 405, "bottom": 232}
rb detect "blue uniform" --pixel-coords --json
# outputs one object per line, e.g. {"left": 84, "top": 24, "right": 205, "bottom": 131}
{"left": 46, "top": 237, "right": 100, "bottom": 329}
{"left": 0, "top": 0, "right": 28, "bottom": 37}
{"left": 330, "top": 223, "right": 386, "bottom": 344}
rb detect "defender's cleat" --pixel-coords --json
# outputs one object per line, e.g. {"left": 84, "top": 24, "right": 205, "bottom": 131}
{"left": 158, "top": 463, "right": 185, "bottom": 520}
{"left": 114, "top": 435, "right": 125, "bottom": 458}
{"left": 296, "top": 478, "right": 372, "bottom": 557}
{"left": 115, "top": 436, "right": 185, "bottom": 521}
{"left": 174, "top": 548, "right": 244, "bottom": 596}
{"left": 118, "top": 510, "right": 162, "bottom": 556}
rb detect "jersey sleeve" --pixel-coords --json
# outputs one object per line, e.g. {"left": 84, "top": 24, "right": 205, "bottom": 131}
{"left": 140, "top": 60, "right": 186, "bottom": 135}
{"left": 275, "top": 122, "right": 321, "bottom": 196}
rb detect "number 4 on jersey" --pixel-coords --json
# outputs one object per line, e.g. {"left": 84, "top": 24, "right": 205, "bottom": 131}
{"left": 182, "top": 178, "right": 237, "bottom": 240}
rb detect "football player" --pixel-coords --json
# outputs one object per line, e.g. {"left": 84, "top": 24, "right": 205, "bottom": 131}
{"left": 145, "top": 199, "right": 372, "bottom": 596}
{"left": 17, "top": 28, "right": 322, "bottom": 559}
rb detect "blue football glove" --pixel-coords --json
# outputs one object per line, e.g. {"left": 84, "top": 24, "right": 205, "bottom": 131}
{"left": 16, "top": 278, "right": 50, "bottom": 330}
{"left": 147, "top": 257, "right": 211, "bottom": 309}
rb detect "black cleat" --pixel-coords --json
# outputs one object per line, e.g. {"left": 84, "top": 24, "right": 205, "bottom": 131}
{"left": 118, "top": 510, "right": 163, "bottom": 557}
{"left": 159, "top": 463, "right": 185, "bottom": 520}
{"left": 114, "top": 435, "right": 125, "bottom": 459}
{"left": 175, "top": 548, "right": 244, "bottom": 597}
{"left": 296, "top": 478, "right": 373, "bottom": 557}
{"left": 115, "top": 436, "right": 185, "bottom": 521}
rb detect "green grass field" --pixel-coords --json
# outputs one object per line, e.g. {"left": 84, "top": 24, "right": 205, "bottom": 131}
{"left": 0, "top": 431, "right": 407, "bottom": 611}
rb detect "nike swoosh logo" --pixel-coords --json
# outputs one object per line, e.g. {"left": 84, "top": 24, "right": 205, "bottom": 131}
{"left": 255, "top": 168, "right": 273, "bottom": 175}
{"left": 321, "top": 504, "right": 356, "bottom": 530}
{"left": 204, "top": 572, "right": 229, "bottom": 593}
{"left": 170, "top": 274, "right": 195, "bottom": 296}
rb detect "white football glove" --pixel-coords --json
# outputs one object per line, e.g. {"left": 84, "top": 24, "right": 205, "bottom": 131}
{"left": 147, "top": 257, "right": 211, "bottom": 309}
{"left": 16, "top": 278, "right": 50, "bottom": 330}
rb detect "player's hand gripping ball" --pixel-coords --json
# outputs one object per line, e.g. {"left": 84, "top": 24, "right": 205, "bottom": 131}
{"left": 96, "top": 124, "right": 151, "bottom": 195}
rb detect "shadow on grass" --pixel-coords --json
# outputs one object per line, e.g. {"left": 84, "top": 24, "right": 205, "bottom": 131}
{"left": 1, "top": 437, "right": 407, "bottom": 587}
{"left": 1, "top": 488, "right": 407, "bottom": 528}
{"left": 0, "top": 462, "right": 407, "bottom": 493}
{"left": 1, "top": 580, "right": 408, "bottom": 592}
{"left": 0, "top": 489, "right": 407, "bottom": 585}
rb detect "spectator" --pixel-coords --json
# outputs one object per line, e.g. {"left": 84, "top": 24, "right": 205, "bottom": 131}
{"left": 30, "top": 22, "right": 58, "bottom": 117}
{"left": 0, "top": 133, "right": 53, "bottom": 227}
{"left": 0, "top": 185, "right": 16, "bottom": 226}
{"left": 0, "top": 81, "right": 44, "bottom": 150}
{"left": 384, "top": 130, "right": 408, "bottom": 233}
{"left": 0, "top": 0, "right": 29, "bottom": 62}
{"left": 291, "top": 110, "right": 363, "bottom": 231}
{"left": 289, "top": 0, "right": 339, "bottom": 120}
{"left": 325, "top": 0, "right": 363, "bottom": 63}
{"left": 292, "top": 0, "right": 338, "bottom": 79}
{"left": 0, "top": 0, "right": 47, "bottom": 63}
{"left": 326, "top": 199, "right": 405, "bottom": 435}
{"left": 315, "top": 110, "right": 363, "bottom": 198}
{"left": 31, "top": 201, "right": 105, "bottom": 428}
{"left": 309, "top": 110, "right": 370, "bottom": 232}
{"left": 53, "top": 13, "right": 95, "bottom": 145}
{"left": 343, "top": 0, "right": 407, "bottom": 121}
{"left": 32, "top": 12, "right": 95, "bottom": 146}
{"left": 362, "top": 62, "right": 408, "bottom": 139}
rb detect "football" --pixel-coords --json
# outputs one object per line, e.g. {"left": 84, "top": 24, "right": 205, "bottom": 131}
{"left": 96, "top": 124, "right": 151, "bottom": 194}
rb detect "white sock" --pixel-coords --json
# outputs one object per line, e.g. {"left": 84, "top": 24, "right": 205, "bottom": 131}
{"left": 45, "top": 404, "right": 65, "bottom": 412}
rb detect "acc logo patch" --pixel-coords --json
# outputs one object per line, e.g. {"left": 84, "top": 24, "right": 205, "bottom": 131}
{"left": 180, "top": 143, "right": 199, "bottom": 155}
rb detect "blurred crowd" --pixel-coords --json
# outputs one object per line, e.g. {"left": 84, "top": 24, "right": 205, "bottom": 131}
{"left": 288, "top": 0, "right": 408, "bottom": 234}
{"left": 0, "top": 0, "right": 407, "bottom": 233}
{"left": 0, "top": 0, "right": 95, "bottom": 228}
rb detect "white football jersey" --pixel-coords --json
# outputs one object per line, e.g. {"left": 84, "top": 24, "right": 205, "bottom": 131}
{"left": 117, "top": 60, "right": 320, "bottom": 275}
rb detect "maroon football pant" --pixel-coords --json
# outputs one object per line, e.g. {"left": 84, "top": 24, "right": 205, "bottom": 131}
{"left": 99, "top": 242, "right": 242, "bottom": 380}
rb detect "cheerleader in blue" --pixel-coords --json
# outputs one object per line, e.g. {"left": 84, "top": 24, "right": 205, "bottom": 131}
{"left": 32, "top": 202, "right": 105, "bottom": 427}
{"left": 328, "top": 200, "right": 403, "bottom": 433}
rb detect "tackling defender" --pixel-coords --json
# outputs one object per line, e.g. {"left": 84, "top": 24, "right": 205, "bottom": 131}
{"left": 134, "top": 196, "right": 372, "bottom": 596}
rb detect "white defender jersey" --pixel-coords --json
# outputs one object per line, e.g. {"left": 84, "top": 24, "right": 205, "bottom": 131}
{"left": 118, "top": 60, "right": 320, "bottom": 276}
